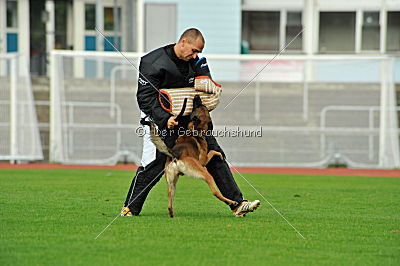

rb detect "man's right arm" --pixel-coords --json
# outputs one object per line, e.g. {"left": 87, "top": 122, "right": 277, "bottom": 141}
{"left": 136, "top": 60, "right": 172, "bottom": 129}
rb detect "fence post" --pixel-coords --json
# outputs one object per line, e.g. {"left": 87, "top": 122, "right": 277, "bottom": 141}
{"left": 9, "top": 55, "right": 18, "bottom": 163}
{"left": 379, "top": 58, "right": 400, "bottom": 168}
{"left": 49, "top": 51, "right": 61, "bottom": 162}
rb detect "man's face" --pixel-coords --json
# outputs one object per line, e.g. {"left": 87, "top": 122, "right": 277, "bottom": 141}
{"left": 180, "top": 37, "right": 204, "bottom": 61}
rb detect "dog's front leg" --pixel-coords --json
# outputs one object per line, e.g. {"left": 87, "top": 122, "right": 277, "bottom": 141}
{"left": 205, "top": 150, "right": 224, "bottom": 165}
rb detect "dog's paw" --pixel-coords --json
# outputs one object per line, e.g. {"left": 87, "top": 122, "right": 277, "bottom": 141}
{"left": 215, "top": 152, "right": 224, "bottom": 161}
{"left": 168, "top": 208, "right": 174, "bottom": 218}
{"left": 229, "top": 201, "right": 238, "bottom": 206}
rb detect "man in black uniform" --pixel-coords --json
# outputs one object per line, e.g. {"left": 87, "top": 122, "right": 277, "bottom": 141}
{"left": 121, "top": 28, "right": 260, "bottom": 217}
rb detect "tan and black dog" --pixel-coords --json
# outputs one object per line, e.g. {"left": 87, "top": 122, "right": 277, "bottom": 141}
{"left": 144, "top": 95, "right": 237, "bottom": 217}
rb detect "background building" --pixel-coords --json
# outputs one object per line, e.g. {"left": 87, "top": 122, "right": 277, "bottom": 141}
{"left": 0, "top": 0, "right": 399, "bottom": 75}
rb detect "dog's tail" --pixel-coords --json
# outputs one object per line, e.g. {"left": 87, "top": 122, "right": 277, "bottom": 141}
{"left": 140, "top": 119, "right": 177, "bottom": 158}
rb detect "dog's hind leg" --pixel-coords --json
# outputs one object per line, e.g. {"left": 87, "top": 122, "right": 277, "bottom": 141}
{"left": 165, "top": 161, "right": 180, "bottom": 218}
{"left": 178, "top": 158, "right": 237, "bottom": 206}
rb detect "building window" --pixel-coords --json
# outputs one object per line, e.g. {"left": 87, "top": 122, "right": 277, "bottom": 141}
{"left": 286, "top": 12, "right": 302, "bottom": 51}
{"left": 362, "top": 12, "right": 380, "bottom": 51}
{"left": 6, "top": 0, "right": 18, "bottom": 28}
{"left": 242, "top": 11, "right": 280, "bottom": 52}
{"left": 387, "top": 12, "right": 400, "bottom": 52}
{"left": 85, "top": 4, "right": 96, "bottom": 30}
{"left": 104, "top": 7, "right": 121, "bottom": 32}
{"left": 319, "top": 12, "right": 356, "bottom": 53}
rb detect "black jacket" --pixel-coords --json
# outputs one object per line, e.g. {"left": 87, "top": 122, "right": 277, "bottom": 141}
{"left": 136, "top": 44, "right": 210, "bottom": 129}
{"left": 136, "top": 44, "right": 222, "bottom": 154}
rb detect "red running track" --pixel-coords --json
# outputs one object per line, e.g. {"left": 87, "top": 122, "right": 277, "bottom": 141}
{"left": 0, "top": 163, "right": 399, "bottom": 177}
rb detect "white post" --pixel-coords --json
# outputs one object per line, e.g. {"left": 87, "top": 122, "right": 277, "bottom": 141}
{"left": 73, "top": 0, "right": 84, "bottom": 78}
{"left": 49, "top": 51, "right": 56, "bottom": 162}
{"left": 303, "top": 0, "right": 314, "bottom": 56}
{"left": 303, "top": 0, "right": 315, "bottom": 82}
{"left": 379, "top": 58, "right": 400, "bottom": 168}
{"left": 10, "top": 55, "right": 18, "bottom": 163}
{"left": 96, "top": 0, "right": 104, "bottom": 50}
{"left": 137, "top": 0, "right": 144, "bottom": 53}
{"left": 73, "top": 0, "right": 84, "bottom": 51}
{"left": 280, "top": 10, "right": 286, "bottom": 51}
{"left": 380, "top": 0, "right": 387, "bottom": 54}
{"left": 388, "top": 58, "right": 400, "bottom": 168}
{"left": 355, "top": 9, "right": 362, "bottom": 53}
{"left": 302, "top": 1, "right": 313, "bottom": 122}
{"left": 312, "top": 3, "right": 319, "bottom": 54}
{"left": 96, "top": 0, "right": 104, "bottom": 77}
{"left": 379, "top": 59, "right": 387, "bottom": 167}
{"left": 18, "top": 0, "right": 30, "bottom": 67}
{"left": 49, "top": 51, "right": 62, "bottom": 162}
{"left": 45, "top": 0, "right": 55, "bottom": 76}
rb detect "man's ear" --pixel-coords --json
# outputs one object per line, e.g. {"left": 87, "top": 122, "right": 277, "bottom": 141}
{"left": 181, "top": 37, "right": 187, "bottom": 46}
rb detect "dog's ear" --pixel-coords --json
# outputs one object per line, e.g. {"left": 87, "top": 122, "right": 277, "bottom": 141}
{"left": 193, "top": 95, "right": 202, "bottom": 109}
{"left": 208, "top": 121, "right": 213, "bottom": 131}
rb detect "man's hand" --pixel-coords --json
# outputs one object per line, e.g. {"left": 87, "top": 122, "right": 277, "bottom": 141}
{"left": 167, "top": 116, "right": 178, "bottom": 129}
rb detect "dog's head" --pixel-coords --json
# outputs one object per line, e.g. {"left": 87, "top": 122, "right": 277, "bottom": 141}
{"left": 188, "top": 95, "right": 213, "bottom": 135}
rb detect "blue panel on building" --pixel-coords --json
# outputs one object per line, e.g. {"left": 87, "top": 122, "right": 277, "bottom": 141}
{"left": 178, "top": 0, "right": 241, "bottom": 54}
{"left": 104, "top": 37, "right": 121, "bottom": 51}
{"left": 144, "top": 0, "right": 241, "bottom": 54}
{"left": 7, "top": 33, "right": 18, "bottom": 52}
{"left": 85, "top": 36, "right": 96, "bottom": 51}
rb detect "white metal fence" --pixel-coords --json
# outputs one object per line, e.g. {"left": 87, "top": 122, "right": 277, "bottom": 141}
{"left": 49, "top": 50, "right": 400, "bottom": 168}
{"left": 0, "top": 54, "right": 43, "bottom": 161}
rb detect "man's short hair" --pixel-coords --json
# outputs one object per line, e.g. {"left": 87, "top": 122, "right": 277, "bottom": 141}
{"left": 178, "top": 28, "right": 205, "bottom": 44}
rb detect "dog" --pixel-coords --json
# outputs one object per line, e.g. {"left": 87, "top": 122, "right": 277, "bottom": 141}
{"left": 143, "top": 95, "right": 237, "bottom": 217}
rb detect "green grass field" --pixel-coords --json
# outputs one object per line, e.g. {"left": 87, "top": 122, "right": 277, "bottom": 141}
{"left": 1, "top": 169, "right": 399, "bottom": 265}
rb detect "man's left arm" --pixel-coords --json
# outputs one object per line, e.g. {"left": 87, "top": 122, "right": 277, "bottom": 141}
{"left": 194, "top": 57, "right": 212, "bottom": 78}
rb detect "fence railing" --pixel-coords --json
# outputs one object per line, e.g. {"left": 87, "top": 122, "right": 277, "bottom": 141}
{"left": 44, "top": 51, "right": 399, "bottom": 168}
